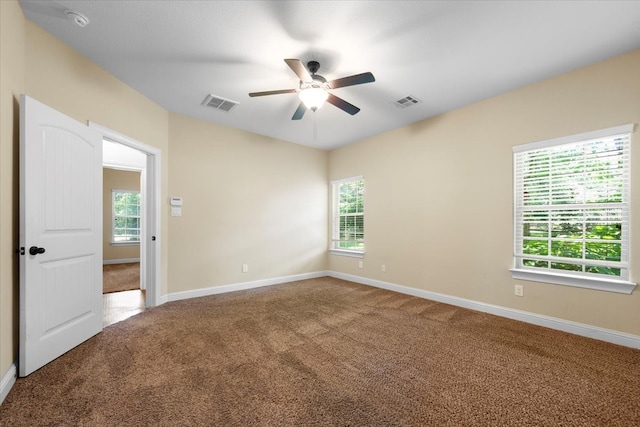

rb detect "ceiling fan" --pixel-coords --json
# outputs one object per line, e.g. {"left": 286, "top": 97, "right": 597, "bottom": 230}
{"left": 249, "top": 59, "right": 375, "bottom": 120}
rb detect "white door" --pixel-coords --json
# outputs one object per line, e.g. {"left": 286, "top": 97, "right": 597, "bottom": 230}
{"left": 19, "top": 95, "right": 103, "bottom": 377}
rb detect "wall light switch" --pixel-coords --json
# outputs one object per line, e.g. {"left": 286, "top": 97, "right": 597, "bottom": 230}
{"left": 171, "top": 207, "right": 182, "bottom": 217}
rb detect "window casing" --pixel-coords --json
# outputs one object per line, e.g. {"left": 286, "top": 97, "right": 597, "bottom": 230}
{"left": 112, "top": 190, "right": 141, "bottom": 244}
{"left": 331, "top": 177, "right": 364, "bottom": 256}
{"left": 512, "top": 124, "right": 636, "bottom": 294}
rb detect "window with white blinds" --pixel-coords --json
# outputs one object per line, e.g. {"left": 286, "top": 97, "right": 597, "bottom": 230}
{"left": 331, "top": 177, "right": 364, "bottom": 254}
{"left": 112, "top": 190, "right": 141, "bottom": 244}
{"left": 512, "top": 124, "right": 635, "bottom": 293}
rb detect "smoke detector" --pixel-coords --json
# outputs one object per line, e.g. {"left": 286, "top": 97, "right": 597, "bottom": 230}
{"left": 65, "top": 10, "right": 90, "bottom": 28}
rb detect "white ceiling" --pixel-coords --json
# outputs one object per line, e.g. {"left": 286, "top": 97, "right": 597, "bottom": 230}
{"left": 19, "top": 1, "right": 640, "bottom": 151}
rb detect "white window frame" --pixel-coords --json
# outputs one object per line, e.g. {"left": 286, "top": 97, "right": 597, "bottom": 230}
{"left": 111, "top": 189, "right": 141, "bottom": 245}
{"left": 330, "top": 176, "right": 365, "bottom": 257}
{"left": 511, "top": 124, "right": 636, "bottom": 294}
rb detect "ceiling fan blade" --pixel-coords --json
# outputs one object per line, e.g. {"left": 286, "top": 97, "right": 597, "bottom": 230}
{"left": 326, "top": 94, "right": 360, "bottom": 115}
{"left": 328, "top": 72, "right": 375, "bottom": 89}
{"left": 292, "top": 102, "right": 307, "bottom": 120}
{"left": 249, "top": 89, "right": 297, "bottom": 97}
{"left": 285, "top": 58, "right": 313, "bottom": 82}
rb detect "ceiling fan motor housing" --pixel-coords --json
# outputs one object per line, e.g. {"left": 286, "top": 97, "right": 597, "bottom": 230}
{"left": 307, "top": 61, "right": 320, "bottom": 75}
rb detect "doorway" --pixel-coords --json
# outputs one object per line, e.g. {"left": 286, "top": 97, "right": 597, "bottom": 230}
{"left": 102, "top": 166, "right": 145, "bottom": 326}
{"left": 91, "top": 122, "right": 162, "bottom": 320}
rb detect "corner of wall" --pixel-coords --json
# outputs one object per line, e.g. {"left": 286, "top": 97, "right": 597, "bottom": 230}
{"left": 0, "top": 0, "right": 26, "bottom": 390}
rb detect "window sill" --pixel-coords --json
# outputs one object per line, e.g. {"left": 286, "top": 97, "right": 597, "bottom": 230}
{"left": 329, "top": 249, "right": 364, "bottom": 258}
{"left": 111, "top": 242, "right": 140, "bottom": 247}
{"left": 510, "top": 268, "right": 637, "bottom": 294}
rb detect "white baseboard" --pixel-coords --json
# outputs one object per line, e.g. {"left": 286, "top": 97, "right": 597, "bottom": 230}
{"left": 1, "top": 363, "right": 16, "bottom": 405}
{"left": 103, "top": 258, "right": 140, "bottom": 265}
{"left": 167, "top": 271, "right": 329, "bottom": 302}
{"left": 159, "top": 269, "right": 639, "bottom": 349}
{"left": 329, "top": 271, "right": 640, "bottom": 349}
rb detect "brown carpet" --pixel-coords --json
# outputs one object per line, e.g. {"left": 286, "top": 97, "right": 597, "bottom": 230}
{"left": 2, "top": 277, "right": 639, "bottom": 426}
{"left": 103, "top": 262, "right": 140, "bottom": 294}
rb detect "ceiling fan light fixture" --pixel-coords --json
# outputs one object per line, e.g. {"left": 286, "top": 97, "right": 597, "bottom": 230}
{"left": 249, "top": 58, "right": 374, "bottom": 119}
{"left": 299, "top": 87, "right": 328, "bottom": 111}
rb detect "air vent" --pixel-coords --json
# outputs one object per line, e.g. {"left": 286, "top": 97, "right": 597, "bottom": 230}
{"left": 392, "top": 95, "right": 422, "bottom": 109}
{"left": 201, "top": 94, "right": 239, "bottom": 112}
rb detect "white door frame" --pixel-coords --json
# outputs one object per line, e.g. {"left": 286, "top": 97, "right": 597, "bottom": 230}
{"left": 89, "top": 122, "right": 162, "bottom": 307}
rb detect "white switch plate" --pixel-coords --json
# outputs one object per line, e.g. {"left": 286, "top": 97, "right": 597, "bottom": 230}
{"left": 358, "top": 261, "right": 363, "bottom": 269}
{"left": 171, "top": 207, "right": 182, "bottom": 217}
{"left": 242, "top": 264, "right": 248, "bottom": 273}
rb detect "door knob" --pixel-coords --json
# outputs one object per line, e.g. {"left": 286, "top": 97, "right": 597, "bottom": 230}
{"left": 29, "top": 246, "right": 45, "bottom": 256}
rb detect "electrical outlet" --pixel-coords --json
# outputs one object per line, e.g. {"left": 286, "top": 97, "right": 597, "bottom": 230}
{"left": 514, "top": 284, "right": 524, "bottom": 297}
{"left": 358, "top": 261, "right": 363, "bottom": 269}
{"left": 242, "top": 264, "right": 248, "bottom": 273}
{"left": 381, "top": 264, "right": 386, "bottom": 272}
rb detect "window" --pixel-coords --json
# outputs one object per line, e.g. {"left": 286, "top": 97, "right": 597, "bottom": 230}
{"left": 512, "top": 124, "right": 636, "bottom": 293}
{"left": 331, "top": 177, "right": 364, "bottom": 256}
{"left": 112, "top": 190, "right": 141, "bottom": 244}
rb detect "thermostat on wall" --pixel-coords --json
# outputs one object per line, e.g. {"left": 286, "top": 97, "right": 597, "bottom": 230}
{"left": 170, "top": 197, "right": 183, "bottom": 206}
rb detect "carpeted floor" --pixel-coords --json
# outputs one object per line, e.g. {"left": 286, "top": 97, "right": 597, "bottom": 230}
{"left": 103, "top": 262, "right": 140, "bottom": 294}
{"left": 2, "top": 277, "right": 639, "bottom": 426}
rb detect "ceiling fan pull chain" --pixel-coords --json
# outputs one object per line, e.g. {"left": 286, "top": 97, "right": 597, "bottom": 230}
{"left": 313, "top": 113, "right": 318, "bottom": 143}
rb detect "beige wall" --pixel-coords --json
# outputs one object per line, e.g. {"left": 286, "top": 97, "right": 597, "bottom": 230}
{"left": 329, "top": 49, "right": 640, "bottom": 336}
{"left": 0, "top": 0, "right": 25, "bottom": 381}
{"left": 103, "top": 168, "right": 141, "bottom": 261}
{"left": 168, "top": 114, "right": 328, "bottom": 292}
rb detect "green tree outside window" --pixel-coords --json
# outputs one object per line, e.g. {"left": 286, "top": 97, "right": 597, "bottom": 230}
{"left": 113, "top": 191, "right": 141, "bottom": 243}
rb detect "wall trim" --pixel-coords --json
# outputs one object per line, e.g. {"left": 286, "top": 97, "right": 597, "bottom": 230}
{"left": 103, "top": 258, "right": 140, "bottom": 265}
{"left": 1, "top": 363, "right": 17, "bottom": 405}
{"left": 328, "top": 271, "right": 640, "bottom": 349}
{"left": 167, "top": 271, "right": 329, "bottom": 302}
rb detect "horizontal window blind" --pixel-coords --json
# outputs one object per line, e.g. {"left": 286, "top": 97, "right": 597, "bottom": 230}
{"left": 113, "top": 190, "right": 141, "bottom": 243}
{"left": 514, "top": 126, "right": 632, "bottom": 280}
{"left": 331, "top": 177, "right": 364, "bottom": 251}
